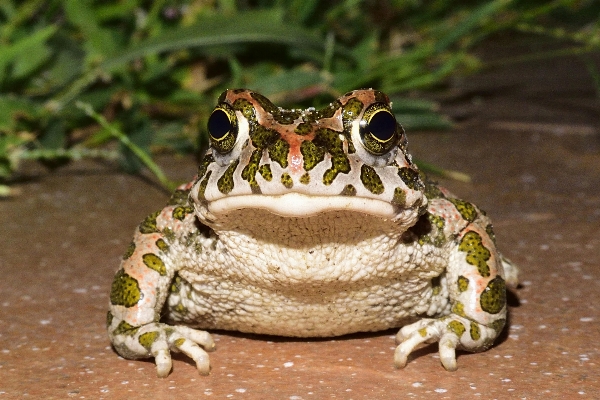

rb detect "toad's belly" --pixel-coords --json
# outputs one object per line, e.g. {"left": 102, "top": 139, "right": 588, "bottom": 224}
{"left": 164, "top": 277, "right": 444, "bottom": 337}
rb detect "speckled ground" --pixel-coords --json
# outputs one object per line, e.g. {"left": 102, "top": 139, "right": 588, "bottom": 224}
{"left": 1, "top": 41, "right": 599, "bottom": 399}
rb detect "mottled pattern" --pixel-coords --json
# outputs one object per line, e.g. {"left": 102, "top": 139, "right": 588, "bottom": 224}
{"left": 142, "top": 253, "right": 166, "bottom": 276}
{"left": 470, "top": 322, "right": 481, "bottom": 340}
{"left": 480, "top": 276, "right": 507, "bottom": 314}
{"left": 139, "top": 211, "right": 160, "bottom": 234}
{"left": 360, "top": 164, "right": 384, "bottom": 194}
{"left": 138, "top": 331, "right": 159, "bottom": 350}
{"left": 398, "top": 167, "right": 423, "bottom": 191}
{"left": 447, "top": 320, "right": 466, "bottom": 337}
{"left": 110, "top": 269, "right": 140, "bottom": 307}
{"left": 457, "top": 275, "right": 469, "bottom": 292}
{"left": 300, "top": 140, "right": 325, "bottom": 171}
{"left": 449, "top": 198, "right": 478, "bottom": 223}
{"left": 459, "top": 231, "right": 491, "bottom": 277}
{"left": 217, "top": 159, "right": 239, "bottom": 194}
{"left": 122, "top": 242, "right": 135, "bottom": 259}
{"left": 107, "top": 89, "right": 517, "bottom": 378}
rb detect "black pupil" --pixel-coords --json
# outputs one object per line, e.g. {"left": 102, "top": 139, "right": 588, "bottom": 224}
{"left": 208, "top": 109, "right": 231, "bottom": 139}
{"left": 368, "top": 111, "right": 396, "bottom": 141}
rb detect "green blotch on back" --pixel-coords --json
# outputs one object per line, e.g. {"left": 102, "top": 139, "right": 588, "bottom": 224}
{"left": 113, "top": 320, "right": 140, "bottom": 336}
{"left": 470, "top": 322, "right": 481, "bottom": 341}
{"left": 447, "top": 320, "right": 466, "bottom": 337}
{"left": 139, "top": 211, "right": 160, "bottom": 234}
{"left": 161, "top": 229, "right": 174, "bottom": 245}
{"left": 250, "top": 92, "right": 278, "bottom": 117}
{"left": 138, "top": 331, "right": 159, "bottom": 350}
{"left": 268, "top": 139, "right": 290, "bottom": 169}
{"left": 423, "top": 178, "right": 446, "bottom": 200}
{"left": 122, "top": 241, "right": 135, "bottom": 260}
{"left": 106, "top": 311, "right": 113, "bottom": 328}
{"left": 155, "top": 238, "right": 169, "bottom": 252}
{"left": 489, "top": 318, "right": 506, "bottom": 334}
{"left": 172, "top": 205, "right": 194, "bottom": 221}
{"left": 217, "top": 159, "right": 239, "bottom": 194}
{"left": 197, "top": 171, "right": 212, "bottom": 201}
{"left": 110, "top": 269, "right": 141, "bottom": 307}
{"left": 300, "top": 140, "right": 325, "bottom": 171}
{"left": 311, "top": 100, "right": 339, "bottom": 121}
{"left": 392, "top": 187, "right": 406, "bottom": 206}
{"left": 342, "top": 97, "right": 363, "bottom": 125}
{"left": 480, "top": 276, "right": 506, "bottom": 314}
{"left": 295, "top": 122, "right": 312, "bottom": 136}
{"left": 258, "top": 164, "right": 273, "bottom": 181}
{"left": 167, "top": 189, "right": 191, "bottom": 206}
{"left": 281, "top": 172, "right": 293, "bottom": 189}
{"left": 340, "top": 184, "right": 356, "bottom": 196}
{"left": 414, "top": 213, "right": 447, "bottom": 247}
{"left": 398, "top": 167, "right": 423, "bottom": 191}
{"left": 449, "top": 198, "right": 478, "bottom": 222}
{"left": 246, "top": 119, "right": 289, "bottom": 170}
{"left": 197, "top": 155, "right": 214, "bottom": 182}
{"left": 251, "top": 125, "right": 278, "bottom": 148}
{"left": 232, "top": 98, "right": 255, "bottom": 120}
{"left": 313, "top": 128, "right": 350, "bottom": 185}
{"left": 360, "top": 164, "right": 384, "bottom": 194}
{"left": 459, "top": 231, "right": 491, "bottom": 277}
{"left": 452, "top": 301, "right": 466, "bottom": 317}
{"left": 457, "top": 275, "right": 469, "bottom": 292}
{"left": 241, "top": 149, "right": 262, "bottom": 193}
{"left": 142, "top": 253, "right": 167, "bottom": 276}
{"left": 300, "top": 173, "right": 310, "bottom": 185}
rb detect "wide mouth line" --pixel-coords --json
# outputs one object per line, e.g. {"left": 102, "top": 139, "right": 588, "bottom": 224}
{"left": 205, "top": 192, "right": 399, "bottom": 219}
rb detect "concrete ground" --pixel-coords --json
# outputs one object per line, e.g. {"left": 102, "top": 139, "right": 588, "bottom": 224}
{"left": 1, "top": 41, "right": 599, "bottom": 398}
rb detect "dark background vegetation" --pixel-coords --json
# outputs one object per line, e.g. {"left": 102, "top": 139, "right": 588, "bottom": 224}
{"left": 1, "top": 0, "right": 598, "bottom": 194}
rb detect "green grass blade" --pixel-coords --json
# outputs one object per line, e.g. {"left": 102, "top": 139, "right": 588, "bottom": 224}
{"left": 435, "top": 0, "right": 512, "bottom": 52}
{"left": 51, "top": 10, "right": 333, "bottom": 110}
{"left": 75, "top": 101, "right": 176, "bottom": 190}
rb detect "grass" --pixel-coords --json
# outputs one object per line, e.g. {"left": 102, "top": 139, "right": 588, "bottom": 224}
{"left": 1, "top": 0, "right": 599, "bottom": 194}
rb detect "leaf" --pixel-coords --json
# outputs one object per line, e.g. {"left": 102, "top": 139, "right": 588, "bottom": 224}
{"left": 63, "top": 0, "right": 118, "bottom": 58}
{"left": 11, "top": 38, "right": 53, "bottom": 80}
{"left": 0, "top": 24, "right": 57, "bottom": 76}
{"left": 434, "top": 0, "right": 513, "bottom": 52}
{"left": 52, "top": 10, "right": 331, "bottom": 108}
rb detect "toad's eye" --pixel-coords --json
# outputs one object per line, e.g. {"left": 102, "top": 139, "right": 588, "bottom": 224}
{"left": 359, "top": 104, "right": 398, "bottom": 155}
{"left": 208, "top": 104, "right": 238, "bottom": 154}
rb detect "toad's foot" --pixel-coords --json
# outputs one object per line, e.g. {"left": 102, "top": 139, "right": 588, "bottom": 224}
{"left": 112, "top": 323, "right": 216, "bottom": 378}
{"left": 393, "top": 316, "right": 500, "bottom": 371}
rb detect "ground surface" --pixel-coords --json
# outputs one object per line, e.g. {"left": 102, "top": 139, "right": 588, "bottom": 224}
{"left": 1, "top": 39, "right": 599, "bottom": 399}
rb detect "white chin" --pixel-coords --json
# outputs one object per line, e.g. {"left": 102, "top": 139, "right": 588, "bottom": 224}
{"left": 206, "top": 192, "right": 399, "bottom": 219}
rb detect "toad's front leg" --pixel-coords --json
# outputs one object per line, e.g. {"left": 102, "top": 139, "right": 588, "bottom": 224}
{"left": 107, "top": 192, "right": 216, "bottom": 378}
{"left": 394, "top": 220, "right": 509, "bottom": 371}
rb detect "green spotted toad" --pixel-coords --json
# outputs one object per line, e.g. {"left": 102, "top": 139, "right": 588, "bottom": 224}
{"left": 107, "top": 88, "right": 518, "bottom": 377}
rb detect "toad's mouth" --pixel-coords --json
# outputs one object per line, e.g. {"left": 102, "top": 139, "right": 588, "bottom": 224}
{"left": 201, "top": 192, "right": 421, "bottom": 223}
